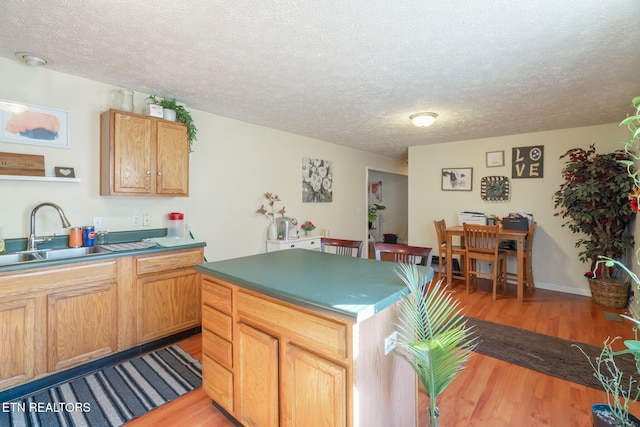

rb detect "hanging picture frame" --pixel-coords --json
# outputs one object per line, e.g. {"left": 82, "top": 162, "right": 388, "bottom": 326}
{"left": 481, "top": 176, "right": 510, "bottom": 201}
{"left": 302, "top": 157, "right": 333, "bottom": 202}
{"left": 442, "top": 168, "right": 473, "bottom": 191}
{"left": 486, "top": 150, "right": 505, "bottom": 167}
{"left": 0, "top": 99, "right": 70, "bottom": 148}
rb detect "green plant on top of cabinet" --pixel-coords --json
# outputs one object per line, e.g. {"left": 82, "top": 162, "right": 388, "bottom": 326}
{"left": 100, "top": 109, "right": 189, "bottom": 196}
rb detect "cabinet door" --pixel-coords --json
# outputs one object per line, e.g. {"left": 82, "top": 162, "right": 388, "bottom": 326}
{"left": 281, "top": 344, "right": 346, "bottom": 427}
{"left": 48, "top": 282, "right": 118, "bottom": 371}
{"left": 156, "top": 120, "right": 189, "bottom": 196}
{"left": 238, "top": 323, "right": 279, "bottom": 427}
{"left": 0, "top": 298, "right": 37, "bottom": 389}
{"left": 112, "top": 112, "right": 154, "bottom": 194}
{"left": 137, "top": 270, "right": 201, "bottom": 343}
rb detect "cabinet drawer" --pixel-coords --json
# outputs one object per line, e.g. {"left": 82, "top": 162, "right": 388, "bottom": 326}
{"left": 202, "top": 279, "right": 232, "bottom": 314}
{"left": 266, "top": 237, "right": 320, "bottom": 252}
{"left": 238, "top": 291, "right": 347, "bottom": 361}
{"left": 203, "top": 355, "right": 233, "bottom": 413}
{"left": 203, "top": 305, "right": 233, "bottom": 341}
{"left": 136, "top": 249, "right": 202, "bottom": 275}
{"left": 203, "top": 328, "right": 233, "bottom": 369}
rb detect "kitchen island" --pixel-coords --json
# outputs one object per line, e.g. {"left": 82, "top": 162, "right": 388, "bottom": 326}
{"left": 196, "top": 249, "right": 434, "bottom": 427}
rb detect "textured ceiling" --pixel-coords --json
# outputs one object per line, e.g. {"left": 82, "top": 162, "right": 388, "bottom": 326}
{"left": 1, "top": 0, "right": 639, "bottom": 159}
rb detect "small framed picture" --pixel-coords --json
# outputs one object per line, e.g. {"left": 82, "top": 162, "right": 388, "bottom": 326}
{"left": 54, "top": 166, "right": 76, "bottom": 178}
{"left": 442, "top": 168, "right": 473, "bottom": 191}
{"left": 486, "top": 150, "right": 505, "bottom": 168}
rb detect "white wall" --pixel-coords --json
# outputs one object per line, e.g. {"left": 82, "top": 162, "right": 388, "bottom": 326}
{"left": 0, "top": 57, "right": 406, "bottom": 261}
{"left": 408, "top": 124, "right": 631, "bottom": 296}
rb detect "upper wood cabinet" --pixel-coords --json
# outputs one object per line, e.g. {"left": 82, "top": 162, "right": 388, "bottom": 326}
{"left": 100, "top": 109, "right": 189, "bottom": 196}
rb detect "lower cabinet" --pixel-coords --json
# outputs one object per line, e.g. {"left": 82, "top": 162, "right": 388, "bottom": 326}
{"left": 0, "top": 247, "right": 203, "bottom": 392}
{"left": 281, "top": 344, "right": 346, "bottom": 427}
{"left": 135, "top": 249, "right": 202, "bottom": 344}
{"left": 201, "top": 276, "right": 350, "bottom": 427}
{"left": 0, "top": 297, "right": 36, "bottom": 389}
{"left": 238, "top": 323, "right": 279, "bottom": 426}
{"left": 48, "top": 281, "right": 118, "bottom": 371}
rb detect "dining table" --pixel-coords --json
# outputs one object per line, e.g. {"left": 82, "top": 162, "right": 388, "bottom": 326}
{"left": 445, "top": 225, "right": 530, "bottom": 302}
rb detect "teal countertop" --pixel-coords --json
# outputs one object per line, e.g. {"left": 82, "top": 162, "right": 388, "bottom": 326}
{"left": 196, "top": 249, "right": 434, "bottom": 322}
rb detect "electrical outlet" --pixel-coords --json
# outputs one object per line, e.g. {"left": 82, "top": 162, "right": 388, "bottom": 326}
{"left": 384, "top": 331, "right": 398, "bottom": 355}
{"left": 132, "top": 214, "right": 141, "bottom": 227}
{"left": 92, "top": 216, "right": 103, "bottom": 229}
{"left": 142, "top": 213, "right": 151, "bottom": 227}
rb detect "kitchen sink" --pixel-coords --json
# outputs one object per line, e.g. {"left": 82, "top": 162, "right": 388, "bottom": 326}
{"left": 0, "top": 246, "right": 112, "bottom": 266}
{"left": 0, "top": 253, "right": 34, "bottom": 265}
{"left": 39, "top": 246, "right": 111, "bottom": 259}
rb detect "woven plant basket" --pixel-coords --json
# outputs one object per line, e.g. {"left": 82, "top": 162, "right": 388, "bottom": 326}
{"left": 587, "top": 277, "right": 630, "bottom": 308}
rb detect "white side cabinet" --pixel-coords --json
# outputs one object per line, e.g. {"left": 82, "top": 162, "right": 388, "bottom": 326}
{"left": 266, "top": 236, "right": 320, "bottom": 252}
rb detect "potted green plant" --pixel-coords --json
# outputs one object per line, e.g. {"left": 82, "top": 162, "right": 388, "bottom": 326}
{"left": 573, "top": 96, "right": 640, "bottom": 426}
{"left": 574, "top": 333, "right": 640, "bottom": 427}
{"left": 393, "top": 263, "right": 476, "bottom": 427}
{"left": 368, "top": 203, "right": 386, "bottom": 229}
{"left": 147, "top": 95, "right": 197, "bottom": 152}
{"left": 553, "top": 143, "right": 636, "bottom": 307}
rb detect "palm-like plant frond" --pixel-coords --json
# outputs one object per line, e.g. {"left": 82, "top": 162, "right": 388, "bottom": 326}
{"left": 393, "top": 263, "right": 477, "bottom": 425}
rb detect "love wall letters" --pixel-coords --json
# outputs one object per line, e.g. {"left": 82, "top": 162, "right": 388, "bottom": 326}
{"left": 512, "top": 146, "right": 544, "bottom": 178}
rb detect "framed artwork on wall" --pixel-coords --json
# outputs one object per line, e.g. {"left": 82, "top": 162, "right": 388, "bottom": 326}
{"left": 512, "top": 145, "right": 544, "bottom": 178}
{"left": 486, "top": 150, "right": 504, "bottom": 167}
{"left": 481, "top": 176, "right": 510, "bottom": 201}
{"left": 442, "top": 168, "right": 473, "bottom": 191}
{"left": 0, "top": 99, "right": 69, "bottom": 148}
{"left": 302, "top": 157, "right": 333, "bottom": 202}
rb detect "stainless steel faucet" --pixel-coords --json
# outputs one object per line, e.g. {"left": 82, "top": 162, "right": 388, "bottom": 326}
{"left": 28, "top": 203, "right": 72, "bottom": 251}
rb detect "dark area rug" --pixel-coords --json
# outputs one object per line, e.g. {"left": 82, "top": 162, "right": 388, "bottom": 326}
{"left": 464, "top": 317, "right": 638, "bottom": 390}
{"left": 1, "top": 345, "right": 202, "bottom": 427}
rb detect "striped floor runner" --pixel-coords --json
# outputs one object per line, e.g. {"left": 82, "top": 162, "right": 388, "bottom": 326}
{"left": 2, "top": 345, "right": 202, "bottom": 427}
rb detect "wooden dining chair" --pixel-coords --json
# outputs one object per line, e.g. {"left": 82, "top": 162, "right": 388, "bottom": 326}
{"left": 320, "top": 237, "right": 364, "bottom": 257}
{"left": 463, "top": 224, "right": 507, "bottom": 300}
{"left": 503, "top": 222, "right": 536, "bottom": 294}
{"left": 433, "top": 219, "right": 465, "bottom": 282}
{"left": 373, "top": 242, "right": 434, "bottom": 268}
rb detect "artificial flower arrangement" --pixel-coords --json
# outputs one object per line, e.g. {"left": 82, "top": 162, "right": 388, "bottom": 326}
{"left": 256, "top": 192, "right": 286, "bottom": 223}
{"left": 300, "top": 221, "right": 316, "bottom": 232}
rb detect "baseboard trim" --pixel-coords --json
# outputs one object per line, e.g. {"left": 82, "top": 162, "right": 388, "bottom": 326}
{"left": 0, "top": 326, "right": 201, "bottom": 403}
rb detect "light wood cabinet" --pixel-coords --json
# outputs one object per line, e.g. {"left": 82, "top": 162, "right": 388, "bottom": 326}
{"left": 135, "top": 249, "right": 203, "bottom": 344}
{"left": 47, "top": 281, "right": 118, "bottom": 371}
{"left": 0, "top": 247, "right": 204, "bottom": 391}
{"left": 281, "top": 344, "right": 346, "bottom": 427}
{"left": 202, "top": 278, "right": 234, "bottom": 413}
{"left": 201, "top": 277, "right": 350, "bottom": 427}
{"left": 0, "top": 260, "right": 118, "bottom": 388}
{"left": 237, "top": 323, "right": 279, "bottom": 426}
{"left": 100, "top": 109, "right": 189, "bottom": 196}
{"left": 0, "top": 297, "right": 37, "bottom": 389}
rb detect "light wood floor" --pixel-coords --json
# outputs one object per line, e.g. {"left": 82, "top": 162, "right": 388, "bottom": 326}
{"left": 128, "top": 279, "right": 640, "bottom": 426}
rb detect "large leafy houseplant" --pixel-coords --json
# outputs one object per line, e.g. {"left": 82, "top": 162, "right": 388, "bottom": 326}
{"left": 147, "top": 95, "right": 197, "bottom": 152}
{"left": 393, "top": 263, "right": 476, "bottom": 427}
{"left": 553, "top": 144, "right": 635, "bottom": 279}
{"left": 574, "top": 97, "right": 640, "bottom": 426}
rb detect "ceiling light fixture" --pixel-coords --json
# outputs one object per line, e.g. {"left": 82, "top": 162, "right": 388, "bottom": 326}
{"left": 409, "top": 112, "right": 438, "bottom": 127}
{"left": 15, "top": 52, "right": 48, "bottom": 67}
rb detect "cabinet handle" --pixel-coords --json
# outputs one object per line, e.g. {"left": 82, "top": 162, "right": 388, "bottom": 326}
{"left": 157, "top": 171, "right": 163, "bottom": 176}
{"left": 146, "top": 170, "right": 151, "bottom": 175}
